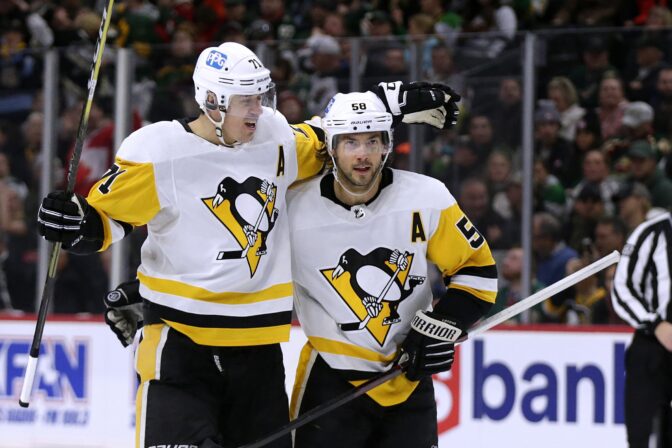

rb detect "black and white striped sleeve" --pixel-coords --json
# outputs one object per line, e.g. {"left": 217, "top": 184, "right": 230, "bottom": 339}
{"left": 611, "top": 212, "right": 672, "bottom": 331}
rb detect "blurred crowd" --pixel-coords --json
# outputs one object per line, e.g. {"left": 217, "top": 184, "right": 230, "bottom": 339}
{"left": 0, "top": 0, "right": 671, "bottom": 326}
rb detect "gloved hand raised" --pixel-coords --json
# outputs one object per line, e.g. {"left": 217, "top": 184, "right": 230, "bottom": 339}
{"left": 400, "top": 309, "right": 466, "bottom": 381}
{"left": 37, "top": 191, "right": 89, "bottom": 248}
{"left": 104, "top": 279, "right": 143, "bottom": 347}
{"left": 373, "top": 81, "right": 461, "bottom": 129}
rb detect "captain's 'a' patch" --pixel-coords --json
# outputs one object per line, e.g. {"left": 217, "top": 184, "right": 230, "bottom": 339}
{"left": 202, "top": 176, "right": 279, "bottom": 277}
{"left": 320, "top": 247, "right": 426, "bottom": 346}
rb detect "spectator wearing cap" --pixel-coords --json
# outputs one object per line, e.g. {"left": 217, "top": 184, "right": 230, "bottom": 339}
{"left": 306, "top": 35, "right": 348, "bottom": 116}
{"left": 569, "top": 35, "right": 618, "bottom": 109}
{"left": 603, "top": 101, "right": 655, "bottom": 174}
{"left": 567, "top": 149, "right": 620, "bottom": 216}
{"left": 626, "top": 140, "right": 672, "bottom": 209}
{"left": 613, "top": 181, "right": 667, "bottom": 233}
{"left": 574, "top": 112, "right": 603, "bottom": 150}
{"left": 566, "top": 181, "right": 608, "bottom": 252}
{"left": 596, "top": 74, "right": 628, "bottom": 141}
{"left": 625, "top": 35, "right": 668, "bottom": 103}
{"left": 547, "top": 76, "right": 586, "bottom": 142}
{"left": 534, "top": 100, "right": 573, "bottom": 187}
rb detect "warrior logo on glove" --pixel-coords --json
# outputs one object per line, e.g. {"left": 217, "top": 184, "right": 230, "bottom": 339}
{"left": 320, "top": 247, "right": 425, "bottom": 346}
{"left": 202, "top": 176, "right": 279, "bottom": 276}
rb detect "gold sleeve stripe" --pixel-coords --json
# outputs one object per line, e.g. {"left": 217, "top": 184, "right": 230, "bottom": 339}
{"left": 137, "top": 271, "right": 293, "bottom": 305}
{"left": 163, "top": 320, "right": 290, "bottom": 346}
{"left": 350, "top": 374, "right": 419, "bottom": 407}
{"left": 427, "top": 204, "right": 496, "bottom": 278}
{"left": 449, "top": 284, "right": 497, "bottom": 303}
{"left": 87, "top": 157, "right": 161, "bottom": 227}
{"left": 293, "top": 123, "right": 325, "bottom": 181}
{"left": 308, "top": 336, "right": 397, "bottom": 363}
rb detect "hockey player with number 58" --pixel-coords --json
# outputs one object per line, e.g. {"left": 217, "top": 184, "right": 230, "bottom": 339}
{"left": 287, "top": 92, "right": 497, "bottom": 447}
{"left": 36, "top": 41, "right": 462, "bottom": 448}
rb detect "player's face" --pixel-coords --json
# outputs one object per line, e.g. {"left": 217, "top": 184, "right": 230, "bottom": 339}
{"left": 222, "top": 94, "right": 264, "bottom": 143}
{"left": 333, "top": 131, "right": 388, "bottom": 191}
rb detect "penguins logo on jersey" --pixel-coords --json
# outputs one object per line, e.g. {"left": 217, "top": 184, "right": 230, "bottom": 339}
{"left": 202, "top": 176, "right": 279, "bottom": 277}
{"left": 320, "top": 247, "right": 426, "bottom": 346}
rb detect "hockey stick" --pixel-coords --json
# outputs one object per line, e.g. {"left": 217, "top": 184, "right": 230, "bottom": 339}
{"left": 237, "top": 250, "right": 621, "bottom": 448}
{"left": 216, "top": 190, "right": 273, "bottom": 260}
{"left": 339, "top": 252, "right": 408, "bottom": 331}
{"left": 19, "top": 0, "right": 115, "bottom": 408}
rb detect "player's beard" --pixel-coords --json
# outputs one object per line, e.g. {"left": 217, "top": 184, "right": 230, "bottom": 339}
{"left": 334, "top": 155, "right": 384, "bottom": 194}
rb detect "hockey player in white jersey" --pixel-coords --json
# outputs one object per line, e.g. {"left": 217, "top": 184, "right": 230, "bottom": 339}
{"left": 36, "top": 41, "right": 462, "bottom": 448}
{"left": 287, "top": 92, "right": 497, "bottom": 447}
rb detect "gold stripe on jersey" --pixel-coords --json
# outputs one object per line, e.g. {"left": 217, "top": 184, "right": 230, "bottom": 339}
{"left": 137, "top": 271, "right": 293, "bottom": 305}
{"left": 427, "top": 203, "right": 496, "bottom": 305}
{"left": 308, "top": 336, "right": 397, "bottom": 363}
{"left": 292, "top": 341, "right": 418, "bottom": 408}
{"left": 163, "top": 319, "right": 290, "bottom": 346}
{"left": 292, "top": 123, "right": 325, "bottom": 181}
{"left": 349, "top": 374, "right": 419, "bottom": 407}
{"left": 449, "top": 284, "right": 497, "bottom": 303}
{"left": 136, "top": 324, "right": 165, "bottom": 383}
{"left": 290, "top": 342, "right": 319, "bottom": 419}
{"left": 87, "top": 157, "right": 161, "bottom": 250}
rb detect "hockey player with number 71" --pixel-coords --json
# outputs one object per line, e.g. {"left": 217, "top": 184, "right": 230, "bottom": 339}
{"left": 37, "top": 41, "right": 462, "bottom": 448}
{"left": 287, "top": 91, "right": 497, "bottom": 448}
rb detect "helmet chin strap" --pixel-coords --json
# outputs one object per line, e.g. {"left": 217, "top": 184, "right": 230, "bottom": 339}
{"left": 202, "top": 106, "right": 237, "bottom": 146}
{"left": 330, "top": 149, "right": 391, "bottom": 200}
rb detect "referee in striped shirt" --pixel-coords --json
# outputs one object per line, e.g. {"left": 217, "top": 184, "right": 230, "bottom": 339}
{"left": 612, "top": 211, "right": 672, "bottom": 448}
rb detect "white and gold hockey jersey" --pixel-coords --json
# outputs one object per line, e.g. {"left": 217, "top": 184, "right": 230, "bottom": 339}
{"left": 287, "top": 169, "right": 497, "bottom": 407}
{"left": 86, "top": 108, "right": 323, "bottom": 346}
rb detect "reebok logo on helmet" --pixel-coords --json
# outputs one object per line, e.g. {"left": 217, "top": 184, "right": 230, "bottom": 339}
{"left": 206, "top": 50, "right": 227, "bottom": 69}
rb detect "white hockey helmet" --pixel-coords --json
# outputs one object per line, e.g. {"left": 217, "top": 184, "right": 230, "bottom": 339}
{"left": 192, "top": 42, "right": 276, "bottom": 114}
{"left": 321, "top": 91, "right": 393, "bottom": 154}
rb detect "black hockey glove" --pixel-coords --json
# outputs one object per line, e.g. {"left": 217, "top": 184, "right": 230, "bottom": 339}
{"left": 37, "top": 191, "right": 89, "bottom": 248}
{"left": 104, "top": 279, "right": 143, "bottom": 347}
{"left": 400, "top": 310, "right": 466, "bottom": 381}
{"left": 373, "top": 81, "right": 461, "bottom": 129}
